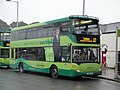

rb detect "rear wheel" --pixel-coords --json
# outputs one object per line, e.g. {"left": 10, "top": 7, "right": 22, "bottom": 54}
{"left": 19, "top": 63, "right": 24, "bottom": 73}
{"left": 50, "top": 65, "right": 58, "bottom": 78}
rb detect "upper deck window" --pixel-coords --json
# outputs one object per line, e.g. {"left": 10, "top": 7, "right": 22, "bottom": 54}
{"left": 72, "top": 19, "right": 100, "bottom": 35}
{"left": 60, "top": 21, "right": 70, "bottom": 35}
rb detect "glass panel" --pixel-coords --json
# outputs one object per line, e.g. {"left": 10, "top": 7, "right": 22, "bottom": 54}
{"left": 11, "top": 49, "right": 14, "bottom": 58}
{"left": 61, "top": 47, "right": 71, "bottom": 62}
{"left": 15, "top": 31, "right": 19, "bottom": 40}
{"left": 1, "top": 49, "right": 10, "bottom": 58}
{"left": 11, "top": 31, "right": 19, "bottom": 41}
{"left": 61, "top": 21, "right": 70, "bottom": 36}
{"left": 27, "top": 28, "right": 37, "bottom": 39}
{"left": 1, "top": 33, "right": 10, "bottom": 41}
{"left": 72, "top": 47, "right": 99, "bottom": 63}
{"left": 19, "top": 30, "right": 26, "bottom": 40}
{"left": 38, "top": 28, "right": 54, "bottom": 38}
{"left": 16, "top": 47, "right": 45, "bottom": 61}
{"left": 73, "top": 19, "right": 99, "bottom": 35}
{"left": 40, "top": 48, "right": 46, "bottom": 61}
{"left": 16, "top": 48, "right": 27, "bottom": 59}
{"left": 26, "top": 48, "right": 37, "bottom": 60}
{"left": 36, "top": 47, "right": 45, "bottom": 61}
{"left": 11, "top": 32, "right": 15, "bottom": 41}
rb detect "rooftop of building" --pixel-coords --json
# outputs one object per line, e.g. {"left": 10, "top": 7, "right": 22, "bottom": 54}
{"left": 100, "top": 22, "right": 120, "bottom": 33}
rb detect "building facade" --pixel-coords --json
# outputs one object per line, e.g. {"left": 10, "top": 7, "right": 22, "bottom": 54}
{"left": 100, "top": 22, "right": 120, "bottom": 68}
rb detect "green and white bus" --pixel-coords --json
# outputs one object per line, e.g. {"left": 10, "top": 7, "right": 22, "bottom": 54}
{"left": 10, "top": 15, "right": 102, "bottom": 78}
{"left": 0, "top": 32, "right": 10, "bottom": 68}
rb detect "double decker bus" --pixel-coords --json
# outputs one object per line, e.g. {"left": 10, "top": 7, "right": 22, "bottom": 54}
{"left": 0, "top": 31, "right": 10, "bottom": 68}
{"left": 10, "top": 15, "right": 102, "bottom": 78}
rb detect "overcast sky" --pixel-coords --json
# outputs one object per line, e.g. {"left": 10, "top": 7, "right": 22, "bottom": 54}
{"left": 0, "top": 0, "right": 120, "bottom": 24}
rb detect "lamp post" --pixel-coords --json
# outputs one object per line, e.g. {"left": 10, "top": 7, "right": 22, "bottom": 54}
{"left": 115, "top": 27, "right": 119, "bottom": 78}
{"left": 6, "top": 0, "right": 19, "bottom": 27}
{"left": 83, "top": 0, "right": 85, "bottom": 15}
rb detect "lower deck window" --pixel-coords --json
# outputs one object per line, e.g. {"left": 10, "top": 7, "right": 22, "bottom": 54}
{"left": 16, "top": 47, "right": 45, "bottom": 61}
{"left": 72, "top": 47, "right": 100, "bottom": 63}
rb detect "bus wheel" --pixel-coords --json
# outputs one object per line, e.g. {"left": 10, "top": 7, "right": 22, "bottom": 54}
{"left": 19, "top": 63, "right": 24, "bottom": 73}
{"left": 50, "top": 65, "right": 58, "bottom": 78}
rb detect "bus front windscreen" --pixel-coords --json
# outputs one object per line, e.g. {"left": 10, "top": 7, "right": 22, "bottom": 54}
{"left": 72, "top": 47, "right": 100, "bottom": 63}
{"left": 72, "top": 19, "right": 100, "bottom": 35}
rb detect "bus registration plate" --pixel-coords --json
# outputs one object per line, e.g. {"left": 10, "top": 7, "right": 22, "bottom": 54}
{"left": 87, "top": 72, "right": 93, "bottom": 75}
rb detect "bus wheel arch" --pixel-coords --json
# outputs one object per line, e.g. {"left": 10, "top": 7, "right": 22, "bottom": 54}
{"left": 50, "top": 65, "right": 58, "bottom": 78}
{"left": 18, "top": 62, "right": 24, "bottom": 73}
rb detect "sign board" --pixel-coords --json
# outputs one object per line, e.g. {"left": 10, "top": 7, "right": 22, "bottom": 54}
{"left": 76, "top": 35, "right": 100, "bottom": 44}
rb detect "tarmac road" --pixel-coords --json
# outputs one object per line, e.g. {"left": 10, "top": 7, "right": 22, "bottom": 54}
{"left": 0, "top": 67, "right": 120, "bottom": 90}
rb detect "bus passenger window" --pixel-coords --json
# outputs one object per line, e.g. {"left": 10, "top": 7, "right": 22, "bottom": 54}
{"left": 1, "top": 49, "right": 9, "bottom": 58}
{"left": 36, "top": 48, "right": 45, "bottom": 61}
{"left": 16, "top": 48, "right": 27, "bottom": 59}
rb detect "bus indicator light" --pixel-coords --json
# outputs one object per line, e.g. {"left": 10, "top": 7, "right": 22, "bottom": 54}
{"left": 72, "top": 65, "right": 76, "bottom": 68}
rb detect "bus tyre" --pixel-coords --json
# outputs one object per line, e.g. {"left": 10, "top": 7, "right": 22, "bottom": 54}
{"left": 50, "top": 65, "right": 58, "bottom": 78}
{"left": 19, "top": 63, "right": 24, "bottom": 73}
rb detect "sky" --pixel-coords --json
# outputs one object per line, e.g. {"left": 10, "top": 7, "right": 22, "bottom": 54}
{"left": 0, "top": 0, "right": 120, "bottom": 25}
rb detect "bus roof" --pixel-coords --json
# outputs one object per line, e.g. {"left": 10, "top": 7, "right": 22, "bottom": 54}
{"left": 12, "top": 17, "right": 70, "bottom": 31}
{"left": 69, "top": 15, "right": 99, "bottom": 20}
{"left": 12, "top": 15, "right": 99, "bottom": 31}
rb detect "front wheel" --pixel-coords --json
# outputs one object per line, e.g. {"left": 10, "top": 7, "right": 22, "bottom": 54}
{"left": 50, "top": 65, "right": 58, "bottom": 78}
{"left": 19, "top": 63, "right": 24, "bottom": 73}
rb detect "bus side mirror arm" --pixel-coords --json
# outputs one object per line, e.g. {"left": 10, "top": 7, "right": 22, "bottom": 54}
{"left": 67, "top": 43, "right": 72, "bottom": 52}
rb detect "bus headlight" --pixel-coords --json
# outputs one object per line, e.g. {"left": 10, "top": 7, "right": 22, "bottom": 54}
{"left": 76, "top": 70, "right": 80, "bottom": 72}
